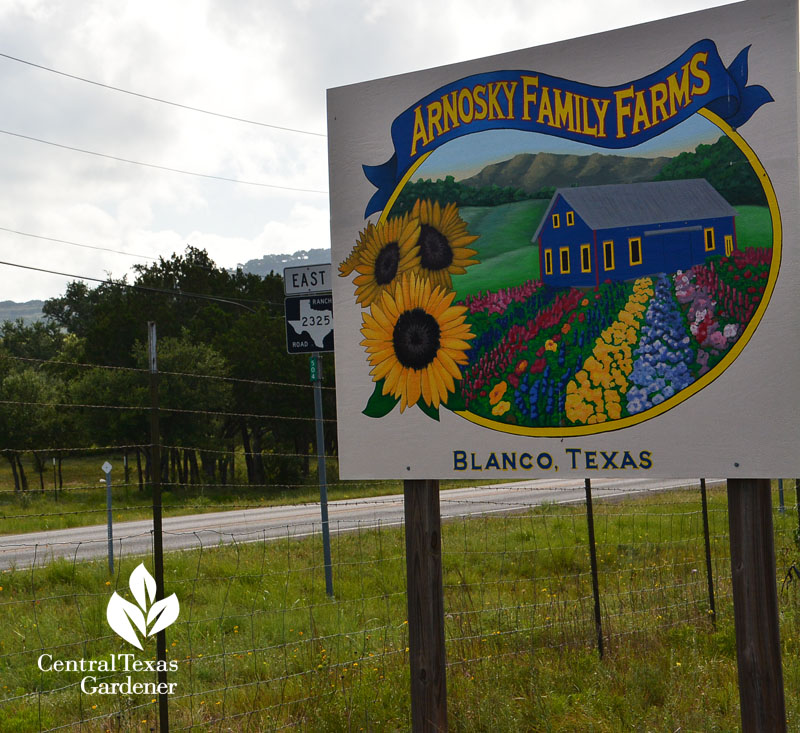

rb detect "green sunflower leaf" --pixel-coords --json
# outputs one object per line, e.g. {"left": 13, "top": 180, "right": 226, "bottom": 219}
{"left": 417, "top": 399, "right": 440, "bottom": 421}
{"left": 362, "top": 380, "right": 399, "bottom": 418}
{"left": 443, "top": 385, "right": 466, "bottom": 412}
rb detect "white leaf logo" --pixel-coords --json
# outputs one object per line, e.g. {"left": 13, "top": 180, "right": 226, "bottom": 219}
{"left": 106, "top": 563, "right": 180, "bottom": 649}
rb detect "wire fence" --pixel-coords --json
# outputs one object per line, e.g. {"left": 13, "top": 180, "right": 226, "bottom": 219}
{"left": 1, "top": 354, "right": 799, "bottom": 730}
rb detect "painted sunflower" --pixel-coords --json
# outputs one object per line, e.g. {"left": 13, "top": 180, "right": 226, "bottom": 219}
{"left": 361, "top": 273, "right": 474, "bottom": 412}
{"left": 411, "top": 199, "right": 479, "bottom": 290}
{"left": 341, "top": 214, "right": 421, "bottom": 306}
{"left": 338, "top": 221, "right": 377, "bottom": 277}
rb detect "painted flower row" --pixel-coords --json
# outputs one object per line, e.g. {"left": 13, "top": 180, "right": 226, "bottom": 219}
{"left": 564, "top": 279, "right": 654, "bottom": 425}
{"left": 463, "top": 280, "right": 545, "bottom": 316}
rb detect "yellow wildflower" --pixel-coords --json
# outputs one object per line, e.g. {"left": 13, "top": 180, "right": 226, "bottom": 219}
{"left": 489, "top": 381, "right": 508, "bottom": 405}
{"left": 491, "top": 400, "right": 511, "bottom": 416}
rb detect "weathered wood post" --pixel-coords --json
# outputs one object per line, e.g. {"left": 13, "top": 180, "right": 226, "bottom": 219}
{"left": 404, "top": 479, "right": 448, "bottom": 732}
{"left": 727, "top": 478, "right": 786, "bottom": 732}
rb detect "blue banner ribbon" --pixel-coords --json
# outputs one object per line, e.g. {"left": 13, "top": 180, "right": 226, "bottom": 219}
{"left": 363, "top": 40, "right": 772, "bottom": 217}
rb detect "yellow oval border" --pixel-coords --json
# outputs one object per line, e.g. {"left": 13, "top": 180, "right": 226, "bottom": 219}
{"left": 385, "top": 111, "right": 780, "bottom": 436}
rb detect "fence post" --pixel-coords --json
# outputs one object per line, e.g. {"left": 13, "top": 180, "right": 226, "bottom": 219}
{"left": 103, "top": 461, "right": 114, "bottom": 575}
{"left": 404, "top": 479, "right": 448, "bottom": 732}
{"left": 778, "top": 478, "right": 785, "bottom": 514}
{"left": 585, "top": 478, "right": 604, "bottom": 658}
{"left": 148, "top": 322, "right": 170, "bottom": 733}
{"left": 727, "top": 478, "right": 786, "bottom": 732}
{"left": 796, "top": 479, "right": 800, "bottom": 536}
{"left": 311, "top": 353, "right": 334, "bottom": 597}
{"left": 699, "top": 478, "right": 716, "bottom": 626}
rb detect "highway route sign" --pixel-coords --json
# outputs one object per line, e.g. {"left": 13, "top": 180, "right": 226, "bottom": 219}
{"left": 285, "top": 294, "right": 334, "bottom": 354}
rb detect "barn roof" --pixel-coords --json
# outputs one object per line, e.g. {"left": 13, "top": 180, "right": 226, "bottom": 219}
{"left": 532, "top": 179, "right": 737, "bottom": 241}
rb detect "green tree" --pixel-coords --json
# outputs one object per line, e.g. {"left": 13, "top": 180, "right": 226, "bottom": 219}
{"left": 42, "top": 246, "right": 330, "bottom": 490}
{"left": 0, "top": 367, "right": 64, "bottom": 491}
{"left": 655, "top": 135, "right": 767, "bottom": 206}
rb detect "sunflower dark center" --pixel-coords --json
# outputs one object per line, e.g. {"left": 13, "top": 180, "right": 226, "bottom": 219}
{"left": 374, "top": 242, "right": 400, "bottom": 285}
{"left": 393, "top": 307, "right": 441, "bottom": 370}
{"left": 418, "top": 225, "right": 453, "bottom": 271}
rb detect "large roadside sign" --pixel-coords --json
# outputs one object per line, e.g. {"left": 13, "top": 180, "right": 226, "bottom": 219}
{"left": 328, "top": 0, "right": 799, "bottom": 479}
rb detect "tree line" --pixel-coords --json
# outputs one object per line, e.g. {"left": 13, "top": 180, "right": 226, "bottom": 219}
{"left": 392, "top": 175, "right": 537, "bottom": 214}
{"left": 0, "top": 247, "right": 336, "bottom": 492}
{"left": 655, "top": 135, "right": 767, "bottom": 206}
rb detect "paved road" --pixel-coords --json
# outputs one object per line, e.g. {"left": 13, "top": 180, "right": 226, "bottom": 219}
{"left": 0, "top": 478, "right": 717, "bottom": 569}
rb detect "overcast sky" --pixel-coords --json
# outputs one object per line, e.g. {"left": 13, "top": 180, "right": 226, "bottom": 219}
{"left": 0, "top": 0, "right": 734, "bottom": 303}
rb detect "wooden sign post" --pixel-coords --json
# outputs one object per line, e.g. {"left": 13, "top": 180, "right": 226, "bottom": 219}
{"left": 727, "top": 478, "right": 786, "bottom": 732}
{"left": 404, "top": 479, "right": 448, "bottom": 732}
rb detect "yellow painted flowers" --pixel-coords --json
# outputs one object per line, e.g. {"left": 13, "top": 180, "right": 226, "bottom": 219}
{"left": 411, "top": 199, "right": 479, "bottom": 290}
{"left": 360, "top": 273, "right": 475, "bottom": 412}
{"left": 565, "top": 278, "right": 654, "bottom": 425}
{"left": 343, "top": 200, "right": 480, "bottom": 417}
{"left": 346, "top": 214, "right": 421, "bottom": 306}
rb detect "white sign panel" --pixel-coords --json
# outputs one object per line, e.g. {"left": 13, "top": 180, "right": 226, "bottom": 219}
{"left": 284, "top": 264, "right": 332, "bottom": 295}
{"left": 328, "top": 0, "right": 799, "bottom": 479}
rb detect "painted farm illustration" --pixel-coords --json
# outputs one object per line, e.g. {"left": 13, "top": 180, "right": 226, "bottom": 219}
{"left": 535, "top": 179, "right": 737, "bottom": 288}
{"left": 340, "top": 124, "right": 776, "bottom": 434}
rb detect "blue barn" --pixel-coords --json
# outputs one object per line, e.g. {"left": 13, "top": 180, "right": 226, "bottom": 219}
{"left": 532, "top": 179, "right": 738, "bottom": 288}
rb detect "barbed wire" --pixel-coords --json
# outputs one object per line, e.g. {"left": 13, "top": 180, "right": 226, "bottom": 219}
{"left": 0, "top": 398, "right": 336, "bottom": 422}
{"left": 1, "top": 354, "right": 337, "bottom": 391}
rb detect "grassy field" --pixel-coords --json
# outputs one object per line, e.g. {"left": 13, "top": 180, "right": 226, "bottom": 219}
{"left": 0, "top": 451, "right": 514, "bottom": 534}
{"left": 734, "top": 205, "right": 772, "bottom": 249}
{"left": 454, "top": 199, "right": 547, "bottom": 298}
{"left": 0, "top": 485, "right": 798, "bottom": 731}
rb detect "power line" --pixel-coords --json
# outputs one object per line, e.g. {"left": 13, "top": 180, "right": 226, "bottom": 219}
{"left": 0, "top": 259, "right": 288, "bottom": 314}
{"left": 0, "top": 398, "right": 335, "bottom": 422}
{"left": 0, "top": 224, "right": 228, "bottom": 274}
{"left": 0, "top": 225, "right": 158, "bottom": 261}
{"left": 0, "top": 128, "right": 328, "bottom": 194}
{"left": 0, "top": 52, "right": 327, "bottom": 137}
{"left": 3, "top": 354, "right": 336, "bottom": 391}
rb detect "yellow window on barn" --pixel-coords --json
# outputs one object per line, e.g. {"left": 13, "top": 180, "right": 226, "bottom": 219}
{"left": 566, "top": 211, "right": 575, "bottom": 226}
{"left": 603, "top": 240, "right": 615, "bottom": 271}
{"left": 724, "top": 234, "right": 733, "bottom": 256}
{"left": 560, "top": 247, "right": 570, "bottom": 274}
{"left": 629, "top": 237, "right": 642, "bottom": 266}
{"left": 544, "top": 249, "right": 553, "bottom": 275}
{"left": 704, "top": 227, "right": 715, "bottom": 251}
{"left": 580, "top": 244, "right": 591, "bottom": 273}
{"left": 552, "top": 213, "right": 561, "bottom": 229}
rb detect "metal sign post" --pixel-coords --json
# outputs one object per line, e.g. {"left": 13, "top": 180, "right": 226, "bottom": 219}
{"left": 311, "top": 354, "right": 334, "bottom": 597}
{"left": 284, "top": 266, "right": 335, "bottom": 597}
{"left": 102, "top": 461, "right": 113, "bottom": 574}
{"left": 585, "top": 479, "right": 604, "bottom": 658}
{"left": 147, "top": 322, "right": 170, "bottom": 733}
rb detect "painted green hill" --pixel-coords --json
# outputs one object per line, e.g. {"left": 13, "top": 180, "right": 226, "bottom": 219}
{"left": 453, "top": 199, "right": 547, "bottom": 299}
{"left": 462, "top": 151, "right": 670, "bottom": 194}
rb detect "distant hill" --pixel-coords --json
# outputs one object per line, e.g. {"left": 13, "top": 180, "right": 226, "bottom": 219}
{"left": 461, "top": 152, "right": 670, "bottom": 194}
{"left": 0, "top": 300, "right": 45, "bottom": 324}
{"left": 236, "top": 248, "right": 330, "bottom": 277}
